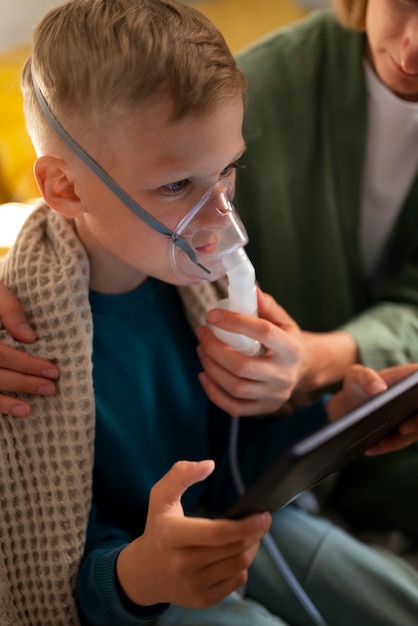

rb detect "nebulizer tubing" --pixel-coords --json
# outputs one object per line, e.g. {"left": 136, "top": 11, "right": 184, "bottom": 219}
{"left": 214, "top": 247, "right": 327, "bottom": 625}
{"left": 228, "top": 417, "right": 328, "bottom": 626}
{"left": 204, "top": 206, "right": 328, "bottom": 626}
{"left": 32, "top": 65, "right": 326, "bottom": 626}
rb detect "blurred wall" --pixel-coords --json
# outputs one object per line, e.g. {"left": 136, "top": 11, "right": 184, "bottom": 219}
{"left": 0, "top": 0, "right": 66, "bottom": 52}
{"left": 0, "top": 0, "right": 318, "bottom": 54}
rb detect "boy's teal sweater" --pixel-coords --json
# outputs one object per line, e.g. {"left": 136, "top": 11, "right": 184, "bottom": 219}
{"left": 77, "top": 279, "right": 328, "bottom": 625}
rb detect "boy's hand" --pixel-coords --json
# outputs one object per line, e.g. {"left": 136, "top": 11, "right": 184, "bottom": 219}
{"left": 0, "top": 281, "right": 59, "bottom": 417}
{"left": 195, "top": 289, "right": 304, "bottom": 417}
{"left": 116, "top": 459, "right": 271, "bottom": 608}
{"left": 327, "top": 363, "right": 418, "bottom": 456}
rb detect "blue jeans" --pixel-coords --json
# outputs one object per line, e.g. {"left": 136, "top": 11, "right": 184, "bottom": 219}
{"left": 157, "top": 506, "right": 418, "bottom": 626}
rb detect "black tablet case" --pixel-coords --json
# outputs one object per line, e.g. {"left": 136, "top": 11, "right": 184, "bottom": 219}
{"left": 223, "top": 370, "right": 418, "bottom": 519}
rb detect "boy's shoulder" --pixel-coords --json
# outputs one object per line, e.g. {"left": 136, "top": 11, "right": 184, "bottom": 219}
{"left": 1, "top": 201, "right": 86, "bottom": 269}
{"left": 0, "top": 201, "right": 90, "bottom": 331}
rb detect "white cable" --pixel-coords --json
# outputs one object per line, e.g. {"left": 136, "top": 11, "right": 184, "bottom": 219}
{"left": 228, "top": 417, "right": 328, "bottom": 626}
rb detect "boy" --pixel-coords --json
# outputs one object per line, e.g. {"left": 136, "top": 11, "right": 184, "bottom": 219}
{"left": 1, "top": 1, "right": 418, "bottom": 624}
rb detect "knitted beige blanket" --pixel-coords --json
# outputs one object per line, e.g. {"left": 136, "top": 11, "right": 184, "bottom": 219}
{"left": 0, "top": 203, "right": 226, "bottom": 625}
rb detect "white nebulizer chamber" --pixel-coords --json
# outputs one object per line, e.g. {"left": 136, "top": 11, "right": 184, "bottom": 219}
{"left": 212, "top": 247, "right": 261, "bottom": 356}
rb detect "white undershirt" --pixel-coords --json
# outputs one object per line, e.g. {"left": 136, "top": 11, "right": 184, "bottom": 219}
{"left": 360, "top": 59, "right": 418, "bottom": 284}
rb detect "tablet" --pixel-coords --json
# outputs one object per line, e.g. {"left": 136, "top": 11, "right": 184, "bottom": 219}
{"left": 223, "top": 369, "right": 418, "bottom": 520}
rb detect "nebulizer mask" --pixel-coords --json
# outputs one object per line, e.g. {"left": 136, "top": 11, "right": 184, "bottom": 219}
{"left": 31, "top": 67, "right": 259, "bottom": 355}
{"left": 170, "top": 179, "right": 260, "bottom": 355}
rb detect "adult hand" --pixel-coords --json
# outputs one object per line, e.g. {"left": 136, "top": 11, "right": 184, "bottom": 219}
{"left": 327, "top": 363, "right": 418, "bottom": 456}
{"left": 0, "top": 281, "right": 59, "bottom": 417}
{"left": 195, "top": 288, "right": 304, "bottom": 417}
{"left": 116, "top": 459, "right": 271, "bottom": 608}
{"left": 295, "top": 329, "right": 359, "bottom": 393}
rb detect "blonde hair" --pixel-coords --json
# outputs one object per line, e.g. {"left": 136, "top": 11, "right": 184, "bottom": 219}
{"left": 332, "top": 0, "right": 367, "bottom": 31}
{"left": 22, "top": 0, "right": 245, "bottom": 152}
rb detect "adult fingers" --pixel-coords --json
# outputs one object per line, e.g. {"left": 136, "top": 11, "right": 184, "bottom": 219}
{"left": 0, "top": 342, "right": 59, "bottom": 379}
{"left": 0, "top": 282, "right": 36, "bottom": 342}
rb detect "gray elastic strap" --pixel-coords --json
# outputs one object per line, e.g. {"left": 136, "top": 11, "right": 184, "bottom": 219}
{"left": 31, "top": 65, "right": 209, "bottom": 273}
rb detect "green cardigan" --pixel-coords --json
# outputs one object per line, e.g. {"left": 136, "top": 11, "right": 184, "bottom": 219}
{"left": 235, "top": 9, "right": 418, "bottom": 370}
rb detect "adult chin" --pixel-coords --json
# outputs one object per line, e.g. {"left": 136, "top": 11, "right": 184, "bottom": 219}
{"left": 385, "top": 55, "right": 418, "bottom": 101}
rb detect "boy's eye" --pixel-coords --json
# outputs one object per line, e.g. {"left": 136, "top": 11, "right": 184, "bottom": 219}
{"left": 163, "top": 179, "right": 189, "bottom": 194}
{"left": 162, "top": 162, "right": 246, "bottom": 194}
{"left": 220, "top": 161, "right": 246, "bottom": 177}
{"left": 220, "top": 164, "right": 234, "bottom": 177}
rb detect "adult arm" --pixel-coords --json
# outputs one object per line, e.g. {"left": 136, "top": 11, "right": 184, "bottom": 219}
{"left": 263, "top": 263, "right": 418, "bottom": 395}
{"left": 343, "top": 302, "right": 418, "bottom": 370}
{"left": 0, "top": 281, "right": 59, "bottom": 416}
{"left": 298, "top": 270, "right": 418, "bottom": 391}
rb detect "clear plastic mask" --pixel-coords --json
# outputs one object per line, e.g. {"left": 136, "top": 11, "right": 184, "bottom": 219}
{"left": 170, "top": 178, "right": 249, "bottom": 282}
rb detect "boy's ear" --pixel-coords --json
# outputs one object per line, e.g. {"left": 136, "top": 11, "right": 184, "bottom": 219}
{"left": 34, "top": 155, "right": 85, "bottom": 218}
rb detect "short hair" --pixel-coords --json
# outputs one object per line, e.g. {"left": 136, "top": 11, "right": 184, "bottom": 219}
{"left": 332, "top": 0, "right": 367, "bottom": 31}
{"left": 22, "top": 0, "right": 246, "bottom": 153}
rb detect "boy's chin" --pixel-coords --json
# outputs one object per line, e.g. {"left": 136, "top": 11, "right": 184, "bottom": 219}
{"left": 166, "top": 265, "right": 223, "bottom": 287}
{"left": 169, "top": 274, "right": 205, "bottom": 287}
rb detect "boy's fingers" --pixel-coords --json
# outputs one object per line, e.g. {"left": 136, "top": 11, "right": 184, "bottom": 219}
{"left": 150, "top": 460, "right": 215, "bottom": 513}
{"left": 149, "top": 460, "right": 271, "bottom": 546}
{"left": 170, "top": 510, "right": 271, "bottom": 549}
{"left": 0, "top": 283, "right": 36, "bottom": 342}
